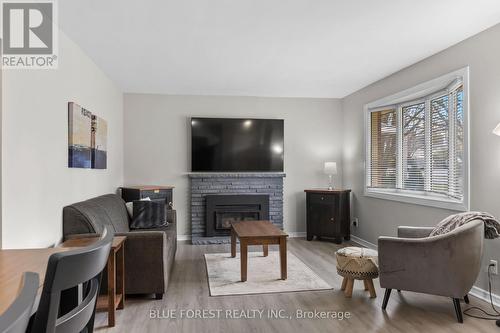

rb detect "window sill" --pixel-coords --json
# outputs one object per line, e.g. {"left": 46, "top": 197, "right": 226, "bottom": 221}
{"left": 364, "top": 188, "right": 468, "bottom": 211}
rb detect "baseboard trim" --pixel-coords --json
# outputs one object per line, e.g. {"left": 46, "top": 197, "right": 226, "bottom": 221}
{"left": 469, "top": 285, "right": 500, "bottom": 307}
{"left": 350, "top": 235, "right": 378, "bottom": 249}
{"left": 351, "top": 234, "right": 500, "bottom": 307}
{"left": 287, "top": 231, "right": 306, "bottom": 238}
{"left": 178, "top": 231, "right": 305, "bottom": 242}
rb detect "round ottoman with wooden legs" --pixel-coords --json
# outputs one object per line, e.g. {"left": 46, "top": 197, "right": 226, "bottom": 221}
{"left": 335, "top": 247, "right": 379, "bottom": 298}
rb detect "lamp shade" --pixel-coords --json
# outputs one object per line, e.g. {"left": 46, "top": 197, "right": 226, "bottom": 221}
{"left": 324, "top": 162, "right": 337, "bottom": 175}
{"left": 493, "top": 123, "right": 500, "bottom": 136}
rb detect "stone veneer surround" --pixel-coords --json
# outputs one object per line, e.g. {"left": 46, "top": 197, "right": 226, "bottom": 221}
{"left": 189, "top": 173, "right": 285, "bottom": 244}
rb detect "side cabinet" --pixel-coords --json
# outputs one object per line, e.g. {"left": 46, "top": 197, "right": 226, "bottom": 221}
{"left": 121, "top": 186, "right": 174, "bottom": 209}
{"left": 305, "top": 189, "right": 351, "bottom": 244}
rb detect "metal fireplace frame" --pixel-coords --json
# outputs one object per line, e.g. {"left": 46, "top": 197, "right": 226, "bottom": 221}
{"left": 205, "top": 194, "right": 269, "bottom": 237}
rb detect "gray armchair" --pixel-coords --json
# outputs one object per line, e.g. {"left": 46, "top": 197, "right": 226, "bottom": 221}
{"left": 378, "top": 220, "right": 484, "bottom": 323}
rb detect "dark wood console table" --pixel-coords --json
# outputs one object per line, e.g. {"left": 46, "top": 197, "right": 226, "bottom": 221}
{"left": 121, "top": 185, "right": 174, "bottom": 208}
{"left": 304, "top": 189, "right": 351, "bottom": 244}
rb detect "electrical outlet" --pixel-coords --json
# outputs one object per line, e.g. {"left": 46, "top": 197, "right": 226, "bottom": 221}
{"left": 490, "top": 260, "right": 498, "bottom": 275}
{"left": 352, "top": 218, "right": 359, "bottom": 228}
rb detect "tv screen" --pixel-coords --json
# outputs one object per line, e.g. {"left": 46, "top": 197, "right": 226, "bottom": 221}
{"left": 191, "top": 117, "right": 284, "bottom": 172}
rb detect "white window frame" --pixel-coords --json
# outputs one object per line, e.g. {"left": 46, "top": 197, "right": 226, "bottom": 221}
{"left": 364, "top": 67, "right": 470, "bottom": 211}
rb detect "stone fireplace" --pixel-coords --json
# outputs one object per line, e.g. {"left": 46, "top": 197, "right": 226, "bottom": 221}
{"left": 205, "top": 194, "right": 269, "bottom": 237}
{"left": 188, "top": 173, "right": 285, "bottom": 244}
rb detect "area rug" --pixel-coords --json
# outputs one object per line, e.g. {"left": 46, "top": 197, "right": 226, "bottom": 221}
{"left": 204, "top": 251, "right": 332, "bottom": 296}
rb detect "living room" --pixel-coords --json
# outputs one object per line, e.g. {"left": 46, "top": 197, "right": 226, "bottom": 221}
{"left": 1, "top": 1, "right": 500, "bottom": 333}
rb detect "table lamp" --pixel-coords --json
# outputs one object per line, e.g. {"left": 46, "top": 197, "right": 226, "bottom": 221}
{"left": 324, "top": 162, "right": 337, "bottom": 190}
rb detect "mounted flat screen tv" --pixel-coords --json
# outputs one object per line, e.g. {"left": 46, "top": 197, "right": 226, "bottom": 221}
{"left": 191, "top": 117, "right": 284, "bottom": 172}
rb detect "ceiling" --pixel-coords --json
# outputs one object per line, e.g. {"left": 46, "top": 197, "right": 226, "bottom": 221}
{"left": 59, "top": 0, "right": 500, "bottom": 98}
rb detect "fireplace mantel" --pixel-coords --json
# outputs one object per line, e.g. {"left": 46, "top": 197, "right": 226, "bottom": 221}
{"left": 188, "top": 172, "right": 285, "bottom": 244}
{"left": 188, "top": 172, "right": 286, "bottom": 178}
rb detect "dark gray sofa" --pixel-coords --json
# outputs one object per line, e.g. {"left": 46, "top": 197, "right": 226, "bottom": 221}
{"left": 62, "top": 194, "right": 177, "bottom": 299}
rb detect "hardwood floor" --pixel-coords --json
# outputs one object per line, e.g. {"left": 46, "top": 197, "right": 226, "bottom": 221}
{"left": 94, "top": 238, "right": 497, "bottom": 332}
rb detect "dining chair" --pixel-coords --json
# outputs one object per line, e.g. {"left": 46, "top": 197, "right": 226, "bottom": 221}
{"left": 0, "top": 272, "right": 39, "bottom": 333}
{"left": 30, "top": 226, "right": 113, "bottom": 333}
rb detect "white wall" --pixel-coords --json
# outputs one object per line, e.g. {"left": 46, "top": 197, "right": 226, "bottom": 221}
{"left": 1, "top": 31, "right": 124, "bottom": 249}
{"left": 123, "top": 94, "right": 343, "bottom": 237}
{"left": 342, "top": 23, "right": 500, "bottom": 292}
{"left": 0, "top": 67, "right": 2, "bottom": 249}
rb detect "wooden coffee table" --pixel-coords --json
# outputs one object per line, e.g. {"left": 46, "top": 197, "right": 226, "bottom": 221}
{"left": 230, "top": 220, "right": 288, "bottom": 282}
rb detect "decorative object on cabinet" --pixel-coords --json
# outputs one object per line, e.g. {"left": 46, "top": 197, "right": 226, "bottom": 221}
{"left": 323, "top": 162, "right": 338, "bottom": 190}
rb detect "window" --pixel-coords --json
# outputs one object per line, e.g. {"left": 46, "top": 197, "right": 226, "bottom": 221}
{"left": 370, "top": 109, "right": 397, "bottom": 188}
{"left": 365, "top": 68, "right": 468, "bottom": 211}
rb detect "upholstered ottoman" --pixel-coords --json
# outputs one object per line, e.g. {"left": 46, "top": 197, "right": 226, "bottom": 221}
{"left": 336, "top": 247, "right": 379, "bottom": 298}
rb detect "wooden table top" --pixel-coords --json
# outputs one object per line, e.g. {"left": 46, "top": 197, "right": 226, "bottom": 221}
{"left": 121, "top": 185, "right": 175, "bottom": 190}
{"left": 304, "top": 188, "right": 351, "bottom": 193}
{"left": 0, "top": 247, "right": 72, "bottom": 315}
{"left": 231, "top": 220, "right": 288, "bottom": 239}
{"left": 0, "top": 236, "right": 125, "bottom": 316}
{"left": 60, "top": 236, "right": 126, "bottom": 251}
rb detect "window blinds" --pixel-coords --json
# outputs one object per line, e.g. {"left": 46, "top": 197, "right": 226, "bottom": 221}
{"left": 450, "top": 87, "right": 464, "bottom": 199}
{"left": 370, "top": 109, "right": 397, "bottom": 189}
{"left": 402, "top": 102, "right": 425, "bottom": 191}
{"left": 430, "top": 94, "right": 449, "bottom": 195}
{"left": 368, "top": 83, "right": 464, "bottom": 202}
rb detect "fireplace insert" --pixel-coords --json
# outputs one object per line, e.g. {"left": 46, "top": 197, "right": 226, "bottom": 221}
{"left": 205, "top": 194, "right": 269, "bottom": 237}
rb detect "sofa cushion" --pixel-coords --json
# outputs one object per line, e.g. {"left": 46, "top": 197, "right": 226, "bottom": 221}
{"left": 130, "top": 200, "right": 167, "bottom": 229}
{"left": 125, "top": 197, "right": 151, "bottom": 218}
{"left": 63, "top": 194, "right": 130, "bottom": 234}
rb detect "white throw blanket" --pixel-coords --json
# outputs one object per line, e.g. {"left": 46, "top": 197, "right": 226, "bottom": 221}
{"left": 430, "top": 211, "right": 500, "bottom": 239}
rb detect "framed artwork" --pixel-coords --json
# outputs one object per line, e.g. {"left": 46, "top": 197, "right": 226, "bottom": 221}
{"left": 91, "top": 115, "right": 107, "bottom": 169}
{"left": 68, "top": 102, "right": 108, "bottom": 169}
{"left": 68, "top": 102, "right": 92, "bottom": 168}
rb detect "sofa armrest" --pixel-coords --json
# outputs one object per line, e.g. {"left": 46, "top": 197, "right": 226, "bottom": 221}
{"left": 397, "top": 226, "right": 434, "bottom": 238}
{"left": 115, "top": 231, "right": 167, "bottom": 294}
{"left": 167, "top": 209, "right": 176, "bottom": 224}
{"left": 114, "top": 230, "right": 165, "bottom": 253}
{"left": 63, "top": 233, "right": 99, "bottom": 241}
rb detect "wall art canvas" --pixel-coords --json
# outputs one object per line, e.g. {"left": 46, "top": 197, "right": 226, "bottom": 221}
{"left": 68, "top": 102, "right": 92, "bottom": 168}
{"left": 91, "top": 115, "right": 107, "bottom": 169}
{"left": 68, "top": 102, "right": 108, "bottom": 169}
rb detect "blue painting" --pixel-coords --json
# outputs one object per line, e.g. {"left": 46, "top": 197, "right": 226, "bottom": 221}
{"left": 68, "top": 102, "right": 108, "bottom": 169}
{"left": 91, "top": 115, "right": 107, "bottom": 169}
{"left": 68, "top": 102, "right": 92, "bottom": 168}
